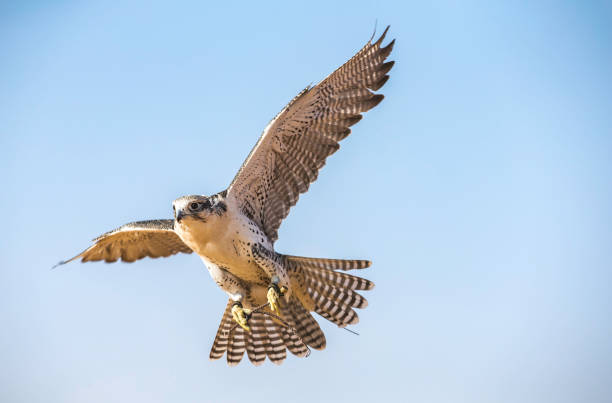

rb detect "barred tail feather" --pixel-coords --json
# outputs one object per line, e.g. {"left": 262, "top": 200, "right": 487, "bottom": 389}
{"left": 209, "top": 254, "right": 373, "bottom": 365}
{"left": 286, "top": 254, "right": 373, "bottom": 329}
{"left": 303, "top": 266, "right": 374, "bottom": 291}
{"left": 209, "top": 300, "right": 233, "bottom": 360}
{"left": 281, "top": 322, "right": 310, "bottom": 357}
{"left": 307, "top": 277, "right": 368, "bottom": 309}
{"left": 310, "top": 290, "right": 359, "bottom": 327}
{"left": 210, "top": 299, "right": 311, "bottom": 366}
{"left": 226, "top": 326, "right": 247, "bottom": 366}
{"left": 282, "top": 296, "right": 326, "bottom": 350}
{"left": 285, "top": 255, "right": 371, "bottom": 271}
{"left": 264, "top": 316, "right": 287, "bottom": 364}
{"left": 246, "top": 314, "right": 268, "bottom": 366}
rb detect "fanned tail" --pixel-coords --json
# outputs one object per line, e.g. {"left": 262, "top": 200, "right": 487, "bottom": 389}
{"left": 285, "top": 255, "right": 374, "bottom": 329}
{"left": 208, "top": 298, "right": 315, "bottom": 366}
{"left": 208, "top": 255, "right": 373, "bottom": 366}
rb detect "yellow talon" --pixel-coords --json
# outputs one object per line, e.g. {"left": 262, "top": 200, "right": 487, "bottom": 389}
{"left": 267, "top": 284, "right": 286, "bottom": 315}
{"left": 231, "top": 302, "right": 251, "bottom": 332}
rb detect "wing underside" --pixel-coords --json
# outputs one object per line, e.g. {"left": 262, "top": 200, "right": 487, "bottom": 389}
{"left": 56, "top": 219, "right": 192, "bottom": 266}
{"left": 227, "top": 27, "right": 395, "bottom": 243}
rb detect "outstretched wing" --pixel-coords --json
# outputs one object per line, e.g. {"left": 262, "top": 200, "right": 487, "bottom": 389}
{"left": 226, "top": 26, "right": 395, "bottom": 243}
{"left": 56, "top": 219, "right": 192, "bottom": 266}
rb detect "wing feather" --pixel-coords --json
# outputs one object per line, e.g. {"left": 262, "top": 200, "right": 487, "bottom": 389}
{"left": 227, "top": 27, "right": 395, "bottom": 242}
{"left": 56, "top": 219, "right": 191, "bottom": 266}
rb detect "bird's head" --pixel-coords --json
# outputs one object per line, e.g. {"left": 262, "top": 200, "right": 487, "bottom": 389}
{"left": 172, "top": 195, "right": 211, "bottom": 224}
{"left": 172, "top": 193, "right": 228, "bottom": 244}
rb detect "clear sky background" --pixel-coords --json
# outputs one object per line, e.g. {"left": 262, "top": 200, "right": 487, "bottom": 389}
{"left": 1, "top": 1, "right": 611, "bottom": 402}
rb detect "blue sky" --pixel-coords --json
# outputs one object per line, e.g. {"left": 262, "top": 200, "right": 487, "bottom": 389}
{"left": 1, "top": 1, "right": 611, "bottom": 402}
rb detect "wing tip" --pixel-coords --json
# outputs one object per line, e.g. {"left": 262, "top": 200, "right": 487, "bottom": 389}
{"left": 51, "top": 260, "right": 67, "bottom": 270}
{"left": 381, "top": 60, "right": 395, "bottom": 74}
{"left": 370, "top": 75, "right": 390, "bottom": 91}
{"left": 374, "top": 25, "right": 391, "bottom": 46}
{"left": 381, "top": 38, "right": 396, "bottom": 59}
{"left": 52, "top": 253, "right": 82, "bottom": 269}
{"left": 370, "top": 94, "right": 385, "bottom": 109}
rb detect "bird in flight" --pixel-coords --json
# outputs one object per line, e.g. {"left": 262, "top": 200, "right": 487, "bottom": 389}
{"left": 58, "top": 26, "right": 395, "bottom": 366}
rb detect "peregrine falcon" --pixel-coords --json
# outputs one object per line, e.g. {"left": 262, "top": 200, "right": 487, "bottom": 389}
{"left": 58, "top": 26, "right": 395, "bottom": 366}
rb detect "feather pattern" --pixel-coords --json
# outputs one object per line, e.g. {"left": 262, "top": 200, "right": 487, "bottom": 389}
{"left": 306, "top": 277, "right": 368, "bottom": 309}
{"left": 246, "top": 314, "right": 268, "bottom": 366}
{"left": 227, "top": 27, "right": 395, "bottom": 242}
{"left": 210, "top": 301, "right": 314, "bottom": 365}
{"left": 210, "top": 253, "right": 374, "bottom": 363}
{"left": 226, "top": 326, "right": 247, "bottom": 366}
{"left": 285, "top": 255, "right": 371, "bottom": 271}
{"left": 264, "top": 316, "right": 288, "bottom": 364}
{"left": 302, "top": 266, "right": 374, "bottom": 291}
{"left": 56, "top": 219, "right": 192, "bottom": 265}
{"left": 209, "top": 300, "right": 234, "bottom": 360}
{"left": 282, "top": 296, "right": 327, "bottom": 350}
{"left": 60, "top": 27, "right": 390, "bottom": 368}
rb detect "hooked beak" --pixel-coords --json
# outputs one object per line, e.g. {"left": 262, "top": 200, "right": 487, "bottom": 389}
{"left": 176, "top": 210, "right": 185, "bottom": 222}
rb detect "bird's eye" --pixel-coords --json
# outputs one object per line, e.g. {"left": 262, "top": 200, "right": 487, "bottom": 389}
{"left": 190, "top": 202, "right": 201, "bottom": 211}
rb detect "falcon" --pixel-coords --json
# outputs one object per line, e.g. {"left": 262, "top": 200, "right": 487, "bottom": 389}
{"left": 58, "top": 26, "right": 395, "bottom": 366}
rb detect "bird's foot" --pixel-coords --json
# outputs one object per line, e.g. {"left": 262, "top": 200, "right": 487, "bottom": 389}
{"left": 231, "top": 301, "right": 251, "bottom": 332}
{"left": 267, "top": 283, "right": 287, "bottom": 315}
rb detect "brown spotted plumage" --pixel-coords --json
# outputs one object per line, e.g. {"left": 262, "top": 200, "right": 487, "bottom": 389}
{"left": 59, "top": 26, "right": 394, "bottom": 366}
{"left": 56, "top": 220, "right": 192, "bottom": 266}
{"left": 227, "top": 26, "right": 395, "bottom": 243}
